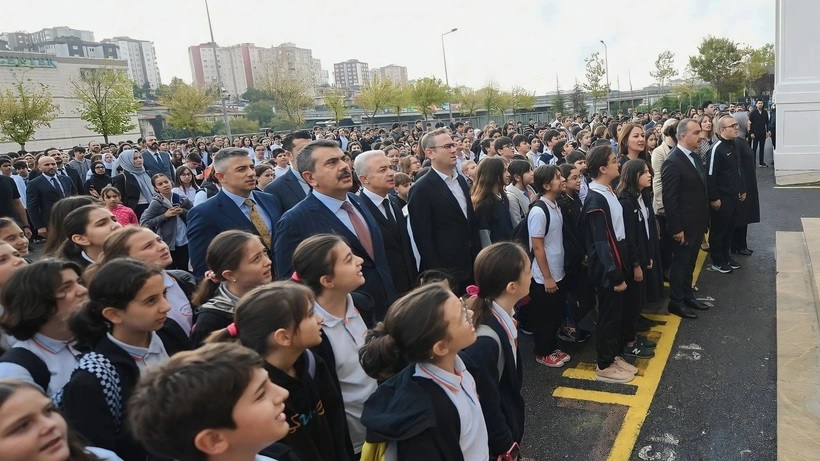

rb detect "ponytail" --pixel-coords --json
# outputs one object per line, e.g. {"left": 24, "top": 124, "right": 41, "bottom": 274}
{"left": 69, "top": 299, "right": 110, "bottom": 351}
{"left": 192, "top": 230, "right": 260, "bottom": 306}
{"left": 468, "top": 243, "right": 529, "bottom": 327}
{"left": 292, "top": 234, "right": 345, "bottom": 295}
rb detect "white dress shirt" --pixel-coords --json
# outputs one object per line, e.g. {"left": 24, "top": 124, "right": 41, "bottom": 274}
{"left": 361, "top": 187, "right": 391, "bottom": 220}
{"left": 312, "top": 190, "right": 366, "bottom": 238}
{"left": 106, "top": 332, "right": 169, "bottom": 372}
{"left": 589, "top": 182, "right": 626, "bottom": 240}
{"left": 432, "top": 166, "right": 468, "bottom": 219}
{"left": 0, "top": 334, "right": 79, "bottom": 397}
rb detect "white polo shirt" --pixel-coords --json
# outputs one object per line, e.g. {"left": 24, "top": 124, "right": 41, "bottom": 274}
{"left": 0, "top": 334, "right": 79, "bottom": 397}
{"left": 528, "top": 196, "right": 565, "bottom": 284}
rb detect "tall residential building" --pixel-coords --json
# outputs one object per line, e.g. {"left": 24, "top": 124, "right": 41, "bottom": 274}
{"left": 28, "top": 37, "right": 119, "bottom": 60}
{"left": 334, "top": 59, "right": 369, "bottom": 89}
{"left": 102, "top": 37, "right": 162, "bottom": 90}
{"left": 1, "top": 27, "right": 95, "bottom": 51}
{"left": 274, "top": 42, "right": 323, "bottom": 95}
{"left": 373, "top": 64, "right": 408, "bottom": 85}
{"left": 189, "top": 42, "right": 274, "bottom": 98}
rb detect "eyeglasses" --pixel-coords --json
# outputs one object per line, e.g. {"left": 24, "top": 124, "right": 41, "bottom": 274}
{"left": 459, "top": 296, "right": 475, "bottom": 323}
{"left": 503, "top": 144, "right": 514, "bottom": 149}
{"left": 432, "top": 143, "right": 458, "bottom": 150}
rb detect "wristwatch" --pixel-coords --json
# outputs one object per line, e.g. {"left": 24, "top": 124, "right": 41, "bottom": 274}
{"left": 501, "top": 442, "right": 520, "bottom": 461}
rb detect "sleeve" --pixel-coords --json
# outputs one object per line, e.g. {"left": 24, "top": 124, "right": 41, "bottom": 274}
{"left": 618, "top": 198, "right": 641, "bottom": 268}
{"left": 407, "top": 187, "right": 440, "bottom": 271}
{"left": 273, "top": 214, "right": 299, "bottom": 279}
{"left": 651, "top": 149, "right": 665, "bottom": 211}
{"left": 26, "top": 183, "right": 45, "bottom": 230}
{"left": 193, "top": 189, "right": 208, "bottom": 207}
{"left": 61, "top": 372, "right": 116, "bottom": 451}
{"left": 528, "top": 206, "right": 547, "bottom": 239}
{"left": 112, "top": 175, "right": 126, "bottom": 201}
{"left": 186, "top": 205, "right": 214, "bottom": 278}
{"left": 585, "top": 207, "right": 625, "bottom": 287}
{"left": 139, "top": 200, "right": 167, "bottom": 230}
{"left": 506, "top": 191, "right": 523, "bottom": 227}
{"left": 660, "top": 160, "right": 683, "bottom": 236}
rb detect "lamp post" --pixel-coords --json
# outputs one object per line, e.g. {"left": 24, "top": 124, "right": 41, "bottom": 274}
{"left": 600, "top": 40, "right": 610, "bottom": 116}
{"left": 441, "top": 28, "right": 458, "bottom": 123}
{"left": 205, "top": 0, "right": 231, "bottom": 138}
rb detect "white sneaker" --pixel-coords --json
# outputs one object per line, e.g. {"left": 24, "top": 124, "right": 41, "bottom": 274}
{"left": 596, "top": 364, "right": 635, "bottom": 383}
{"left": 614, "top": 356, "right": 638, "bottom": 374}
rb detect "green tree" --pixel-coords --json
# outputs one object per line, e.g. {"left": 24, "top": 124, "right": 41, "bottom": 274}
{"left": 132, "top": 82, "right": 144, "bottom": 99}
{"left": 583, "top": 52, "right": 609, "bottom": 114}
{"left": 244, "top": 100, "right": 275, "bottom": 127}
{"left": 355, "top": 75, "right": 394, "bottom": 126}
{"left": 160, "top": 82, "right": 215, "bottom": 136}
{"left": 387, "top": 83, "right": 410, "bottom": 122}
{"left": 650, "top": 50, "right": 678, "bottom": 96}
{"left": 0, "top": 73, "right": 60, "bottom": 149}
{"left": 72, "top": 68, "right": 141, "bottom": 143}
{"left": 688, "top": 36, "right": 746, "bottom": 100}
{"left": 241, "top": 87, "right": 273, "bottom": 102}
{"left": 269, "top": 113, "right": 298, "bottom": 131}
{"left": 258, "top": 72, "right": 313, "bottom": 126}
{"left": 408, "top": 77, "right": 448, "bottom": 120}
{"left": 552, "top": 78, "right": 566, "bottom": 115}
{"left": 570, "top": 81, "right": 587, "bottom": 117}
{"left": 478, "top": 83, "right": 505, "bottom": 116}
{"left": 156, "top": 77, "right": 187, "bottom": 100}
{"left": 456, "top": 88, "right": 481, "bottom": 116}
{"left": 323, "top": 89, "right": 347, "bottom": 123}
{"left": 508, "top": 86, "right": 536, "bottom": 113}
{"left": 743, "top": 43, "right": 775, "bottom": 96}
{"left": 220, "top": 116, "right": 258, "bottom": 135}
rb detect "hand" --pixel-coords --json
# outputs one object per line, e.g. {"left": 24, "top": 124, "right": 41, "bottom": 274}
{"left": 614, "top": 281, "right": 628, "bottom": 292}
{"left": 739, "top": 192, "right": 747, "bottom": 202}
{"left": 711, "top": 199, "right": 721, "bottom": 210}
{"left": 38, "top": 227, "right": 47, "bottom": 238}
{"left": 672, "top": 231, "right": 685, "bottom": 244}
{"left": 164, "top": 207, "right": 182, "bottom": 218}
{"left": 647, "top": 259, "right": 654, "bottom": 270}
{"left": 750, "top": 133, "right": 755, "bottom": 139}
{"left": 633, "top": 266, "right": 644, "bottom": 282}
{"left": 22, "top": 227, "right": 32, "bottom": 239}
{"left": 544, "top": 278, "right": 558, "bottom": 294}
{"left": 89, "top": 188, "right": 99, "bottom": 198}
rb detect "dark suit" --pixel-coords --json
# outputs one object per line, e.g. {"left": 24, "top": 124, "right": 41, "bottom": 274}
{"left": 661, "top": 147, "right": 709, "bottom": 307}
{"left": 31, "top": 167, "right": 84, "bottom": 195}
{"left": 141, "top": 150, "right": 175, "bottom": 180}
{"left": 263, "top": 168, "right": 308, "bottom": 213}
{"left": 359, "top": 190, "right": 418, "bottom": 295}
{"left": 407, "top": 169, "right": 479, "bottom": 292}
{"left": 26, "top": 174, "right": 77, "bottom": 230}
{"left": 274, "top": 192, "right": 397, "bottom": 323}
{"left": 187, "top": 189, "right": 282, "bottom": 278}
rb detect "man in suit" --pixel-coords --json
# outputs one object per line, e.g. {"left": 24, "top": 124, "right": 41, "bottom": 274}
{"left": 408, "top": 128, "right": 480, "bottom": 293}
{"left": 264, "top": 130, "right": 313, "bottom": 213}
{"left": 31, "top": 148, "right": 85, "bottom": 195}
{"left": 748, "top": 98, "right": 770, "bottom": 167}
{"left": 27, "top": 156, "right": 78, "bottom": 238}
{"left": 355, "top": 150, "right": 418, "bottom": 295}
{"left": 187, "top": 148, "right": 282, "bottom": 278}
{"left": 661, "top": 118, "right": 711, "bottom": 319}
{"left": 141, "top": 134, "right": 175, "bottom": 180}
{"left": 274, "top": 139, "right": 396, "bottom": 323}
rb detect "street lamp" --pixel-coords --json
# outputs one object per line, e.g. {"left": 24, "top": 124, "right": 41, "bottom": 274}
{"left": 205, "top": 0, "right": 231, "bottom": 138}
{"left": 441, "top": 28, "right": 458, "bottom": 123}
{"left": 600, "top": 40, "right": 610, "bottom": 116}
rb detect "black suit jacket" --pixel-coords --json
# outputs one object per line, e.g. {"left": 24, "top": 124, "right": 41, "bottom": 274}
{"left": 30, "top": 168, "right": 84, "bottom": 195}
{"left": 263, "top": 168, "right": 308, "bottom": 213}
{"left": 141, "top": 150, "right": 175, "bottom": 180}
{"left": 359, "top": 190, "right": 418, "bottom": 295}
{"left": 660, "top": 147, "right": 709, "bottom": 238}
{"left": 407, "top": 169, "right": 479, "bottom": 288}
{"left": 26, "top": 174, "right": 77, "bottom": 229}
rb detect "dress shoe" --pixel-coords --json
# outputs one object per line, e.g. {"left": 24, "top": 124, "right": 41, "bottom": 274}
{"left": 668, "top": 303, "right": 698, "bottom": 319}
{"left": 684, "top": 298, "right": 710, "bottom": 311}
{"left": 732, "top": 248, "right": 754, "bottom": 256}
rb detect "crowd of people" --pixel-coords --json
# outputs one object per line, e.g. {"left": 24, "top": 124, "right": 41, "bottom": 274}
{"left": 0, "top": 99, "right": 764, "bottom": 461}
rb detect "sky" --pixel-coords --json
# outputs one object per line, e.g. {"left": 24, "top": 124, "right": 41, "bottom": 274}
{"left": 1, "top": 0, "right": 775, "bottom": 94}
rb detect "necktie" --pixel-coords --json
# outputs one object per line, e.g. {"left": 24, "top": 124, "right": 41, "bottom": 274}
{"left": 58, "top": 168, "right": 65, "bottom": 176}
{"left": 382, "top": 198, "right": 396, "bottom": 227}
{"left": 688, "top": 152, "right": 704, "bottom": 181}
{"left": 243, "top": 199, "right": 271, "bottom": 249}
{"left": 341, "top": 201, "right": 374, "bottom": 259}
{"left": 51, "top": 177, "right": 64, "bottom": 197}
{"left": 155, "top": 153, "right": 162, "bottom": 167}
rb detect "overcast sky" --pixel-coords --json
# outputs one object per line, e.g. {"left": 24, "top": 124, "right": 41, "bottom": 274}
{"left": 2, "top": 0, "right": 775, "bottom": 93}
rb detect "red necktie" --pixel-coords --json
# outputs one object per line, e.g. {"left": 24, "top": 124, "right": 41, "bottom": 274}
{"left": 341, "top": 201, "right": 374, "bottom": 259}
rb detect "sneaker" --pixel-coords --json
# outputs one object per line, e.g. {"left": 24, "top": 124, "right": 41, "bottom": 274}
{"left": 535, "top": 353, "right": 565, "bottom": 368}
{"left": 557, "top": 327, "right": 592, "bottom": 343}
{"left": 614, "top": 356, "right": 638, "bottom": 374}
{"left": 634, "top": 337, "right": 657, "bottom": 349}
{"left": 551, "top": 349, "right": 571, "bottom": 363}
{"left": 728, "top": 259, "right": 741, "bottom": 270}
{"left": 711, "top": 263, "right": 733, "bottom": 274}
{"left": 623, "top": 344, "right": 655, "bottom": 359}
{"left": 596, "top": 364, "right": 635, "bottom": 383}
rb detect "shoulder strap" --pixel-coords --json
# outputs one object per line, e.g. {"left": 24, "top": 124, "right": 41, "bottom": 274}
{"left": 305, "top": 349, "right": 316, "bottom": 379}
{"left": 531, "top": 199, "right": 551, "bottom": 233}
{"left": 476, "top": 324, "right": 505, "bottom": 380}
{"left": 75, "top": 352, "right": 123, "bottom": 431}
{"left": 0, "top": 347, "right": 50, "bottom": 392}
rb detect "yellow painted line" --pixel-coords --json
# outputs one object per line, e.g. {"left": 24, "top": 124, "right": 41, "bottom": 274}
{"left": 692, "top": 248, "right": 708, "bottom": 285}
{"left": 774, "top": 186, "right": 820, "bottom": 189}
{"left": 562, "top": 367, "right": 647, "bottom": 386}
{"left": 553, "top": 387, "right": 636, "bottom": 407}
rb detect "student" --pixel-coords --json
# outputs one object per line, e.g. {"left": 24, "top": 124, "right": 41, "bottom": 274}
{"left": 56, "top": 205, "right": 122, "bottom": 269}
{"left": 100, "top": 186, "right": 138, "bottom": 227}
{"left": 505, "top": 160, "right": 535, "bottom": 227}
{"left": 582, "top": 145, "right": 636, "bottom": 384}
{"left": 43, "top": 196, "right": 97, "bottom": 257}
{"left": 255, "top": 164, "right": 275, "bottom": 191}
{"left": 0, "top": 242, "right": 27, "bottom": 350}
{"left": 190, "top": 231, "right": 273, "bottom": 347}
{"left": 207, "top": 282, "right": 352, "bottom": 461}
{"left": 359, "top": 282, "right": 489, "bottom": 461}
{"left": 128, "top": 343, "right": 291, "bottom": 461}
{"left": 472, "top": 157, "right": 514, "bottom": 247}
{"left": 0, "top": 380, "right": 124, "bottom": 461}
{"left": 271, "top": 148, "right": 290, "bottom": 180}
{"left": 61, "top": 258, "right": 189, "bottom": 461}
{"left": 460, "top": 243, "right": 528, "bottom": 461}
{"left": 615, "top": 160, "right": 658, "bottom": 359}
{"left": 173, "top": 165, "right": 199, "bottom": 203}
{"left": 0, "top": 260, "right": 86, "bottom": 397}
{"left": 84, "top": 161, "right": 112, "bottom": 199}
{"left": 392, "top": 172, "right": 412, "bottom": 208}
{"left": 564, "top": 150, "right": 589, "bottom": 204}
{"left": 0, "top": 217, "right": 30, "bottom": 261}
{"left": 139, "top": 173, "right": 193, "bottom": 271}
{"left": 292, "top": 234, "right": 378, "bottom": 456}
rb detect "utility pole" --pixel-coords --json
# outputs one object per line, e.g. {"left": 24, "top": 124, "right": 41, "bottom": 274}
{"left": 600, "top": 40, "right": 610, "bottom": 115}
{"left": 205, "top": 0, "right": 231, "bottom": 138}
{"left": 441, "top": 28, "right": 458, "bottom": 123}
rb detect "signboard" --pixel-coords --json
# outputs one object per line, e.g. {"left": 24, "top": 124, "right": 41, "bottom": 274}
{"left": 0, "top": 55, "right": 57, "bottom": 68}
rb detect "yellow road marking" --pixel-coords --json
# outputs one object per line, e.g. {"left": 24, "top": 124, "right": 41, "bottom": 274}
{"left": 553, "top": 387, "right": 636, "bottom": 407}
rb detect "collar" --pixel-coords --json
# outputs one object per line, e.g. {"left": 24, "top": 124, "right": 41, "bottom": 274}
{"left": 490, "top": 301, "right": 517, "bottom": 341}
{"left": 313, "top": 295, "right": 358, "bottom": 328}
{"left": 80, "top": 251, "right": 95, "bottom": 264}
{"left": 432, "top": 166, "right": 457, "bottom": 181}
{"left": 222, "top": 188, "right": 253, "bottom": 208}
{"left": 312, "top": 190, "right": 348, "bottom": 214}
{"left": 589, "top": 181, "right": 615, "bottom": 196}
{"left": 290, "top": 166, "right": 309, "bottom": 186}
{"left": 677, "top": 145, "right": 693, "bottom": 156}
{"left": 540, "top": 195, "right": 559, "bottom": 210}
{"left": 361, "top": 187, "right": 389, "bottom": 209}
{"left": 31, "top": 333, "right": 72, "bottom": 354}
{"left": 415, "top": 355, "right": 467, "bottom": 393}
{"left": 162, "top": 271, "right": 176, "bottom": 289}
{"left": 106, "top": 332, "right": 164, "bottom": 361}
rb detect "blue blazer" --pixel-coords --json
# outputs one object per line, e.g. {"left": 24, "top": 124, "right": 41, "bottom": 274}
{"left": 141, "top": 150, "right": 175, "bottom": 180}
{"left": 187, "top": 189, "right": 282, "bottom": 277}
{"left": 274, "top": 192, "right": 396, "bottom": 322}
{"left": 263, "top": 168, "right": 308, "bottom": 214}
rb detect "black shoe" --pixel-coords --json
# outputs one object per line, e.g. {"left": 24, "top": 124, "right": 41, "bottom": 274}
{"left": 669, "top": 304, "right": 698, "bottom": 319}
{"left": 623, "top": 344, "right": 655, "bottom": 358}
{"left": 710, "top": 263, "right": 733, "bottom": 274}
{"left": 684, "top": 298, "right": 710, "bottom": 311}
{"left": 732, "top": 248, "right": 753, "bottom": 256}
{"left": 728, "top": 259, "right": 741, "bottom": 270}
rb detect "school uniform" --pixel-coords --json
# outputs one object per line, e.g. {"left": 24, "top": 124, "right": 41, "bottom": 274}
{"left": 190, "top": 283, "right": 239, "bottom": 347}
{"left": 618, "top": 192, "right": 652, "bottom": 346}
{"left": 0, "top": 333, "right": 80, "bottom": 397}
{"left": 476, "top": 194, "right": 514, "bottom": 246}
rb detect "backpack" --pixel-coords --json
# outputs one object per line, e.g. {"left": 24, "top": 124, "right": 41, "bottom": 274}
{"left": 0, "top": 348, "right": 51, "bottom": 392}
{"left": 511, "top": 200, "right": 551, "bottom": 256}
{"left": 476, "top": 324, "right": 505, "bottom": 380}
{"left": 62, "top": 352, "right": 124, "bottom": 431}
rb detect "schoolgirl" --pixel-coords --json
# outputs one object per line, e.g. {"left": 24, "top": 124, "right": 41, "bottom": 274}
{"left": 57, "top": 205, "right": 122, "bottom": 269}
{"left": 61, "top": 258, "right": 189, "bottom": 461}
{"left": 139, "top": 173, "right": 193, "bottom": 271}
{"left": 190, "top": 230, "right": 272, "bottom": 347}
{"left": 100, "top": 186, "right": 138, "bottom": 227}
{"left": 292, "top": 234, "right": 378, "bottom": 456}
{"left": 359, "top": 282, "right": 489, "bottom": 461}
{"left": 207, "top": 282, "right": 352, "bottom": 461}
{"left": 0, "top": 242, "right": 27, "bottom": 350}
{"left": 460, "top": 242, "right": 529, "bottom": 460}
{"left": 472, "top": 157, "right": 514, "bottom": 247}
{"left": 505, "top": 159, "right": 536, "bottom": 227}
{"left": 0, "top": 217, "right": 31, "bottom": 261}
{"left": 172, "top": 165, "right": 198, "bottom": 203}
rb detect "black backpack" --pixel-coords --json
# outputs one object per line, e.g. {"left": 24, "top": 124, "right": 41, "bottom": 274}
{"left": 0, "top": 348, "right": 50, "bottom": 391}
{"left": 511, "top": 199, "right": 550, "bottom": 255}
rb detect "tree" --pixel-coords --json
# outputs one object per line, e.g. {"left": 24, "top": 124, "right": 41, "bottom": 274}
{"left": 156, "top": 77, "right": 187, "bottom": 101}
{"left": 214, "top": 116, "right": 258, "bottom": 135}
{"left": 478, "top": 83, "right": 505, "bottom": 116}
{"left": 508, "top": 86, "right": 536, "bottom": 113}
{"left": 570, "top": 81, "right": 587, "bottom": 118}
{"left": 743, "top": 43, "right": 775, "bottom": 96}
{"left": 160, "top": 82, "right": 215, "bottom": 136}
{"left": 72, "top": 68, "right": 141, "bottom": 143}
{"left": 408, "top": 77, "right": 448, "bottom": 120}
{"left": 241, "top": 87, "right": 273, "bottom": 102}
{"left": 688, "top": 36, "right": 746, "bottom": 100}
{"left": 323, "top": 89, "right": 347, "bottom": 123}
{"left": 257, "top": 70, "right": 313, "bottom": 126}
{"left": 650, "top": 50, "right": 678, "bottom": 96}
{"left": 583, "top": 52, "right": 609, "bottom": 114}
{"left": 552, "top": 78, "right": 566, "bottom": 115}
{"left": 0, "top": 73, "right": 60, "bottom": 149}
{"left": 355, "top": 75, "right": 394, "bottom": 126}
{"left": 244, "top": 100, "right": 275, "bottom": 127}
{"left": 387, "top": 83, "right": 410, "bottom": 122}
{"left": 456, "top": 88, "right": 481, "bottom": 116}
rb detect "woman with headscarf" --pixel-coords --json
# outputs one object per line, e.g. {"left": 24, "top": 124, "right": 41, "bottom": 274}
{"left": 102, "top": 152, "right": 116, "bottom": 176}
{"left": 112, "top": 149, "right": 155, "bottom": 218}
{"left": 83, "top": 160, "right": 112, "bottom": 198}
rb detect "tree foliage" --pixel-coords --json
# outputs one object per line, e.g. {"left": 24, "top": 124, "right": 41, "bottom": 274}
{"left": 257, "top": 70, "right": 313, "bottom": 126}
{"left": 743, "top": 43, "right": 775, "bottom": 96}
{"left": 583, "top": 52, "right": 609, "bottom": 114}
{"left": 456, "top": 88, "right": 481, "bottom": 116}
{"left": 72, "top": 68, "right": 141, "bottom": 143}
{"left": 408, "top": 77, "right": 448, "bottom": 120}
{"left": 323, "top": 89, "right": 347, "bottom": 122}
{"left": 688, "top": 36, "right": 746, "bottom": 100}
{"left": 355, "top": 75, "right": 395, "bottom": 125}
{"left": 0, "top": 73, "right": 60, "bottom": 149}
{"left": 478, "top": 83, "right": 505, "bottom": 116}
{"left": 156, "top": 77, "right": 188, "bottom": 101}
{"left": 388, "top": 83, "right": 410, "bottom": 121}
{"left": 241, "top": 87, "right": 273, "bottom": 102}
{"left": 571, "top": 81, "right": 587, "bottom": 117}
{"left": 552, "top": 79, "right": 566, "bottom": 115}
{"left": 214, "top": 116, "right": 258, "bottom": 135}
{"left": 650, "top": 50, "right": 678, "bottom": 94}
{"left": 508, "top": 86, "right": 536, "bottom": 112}
{"left": 160, "top": 82, "right": 215, "bottom": 136}
{"left": 244, "top": 100, "right": 275, "bottom": 127}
